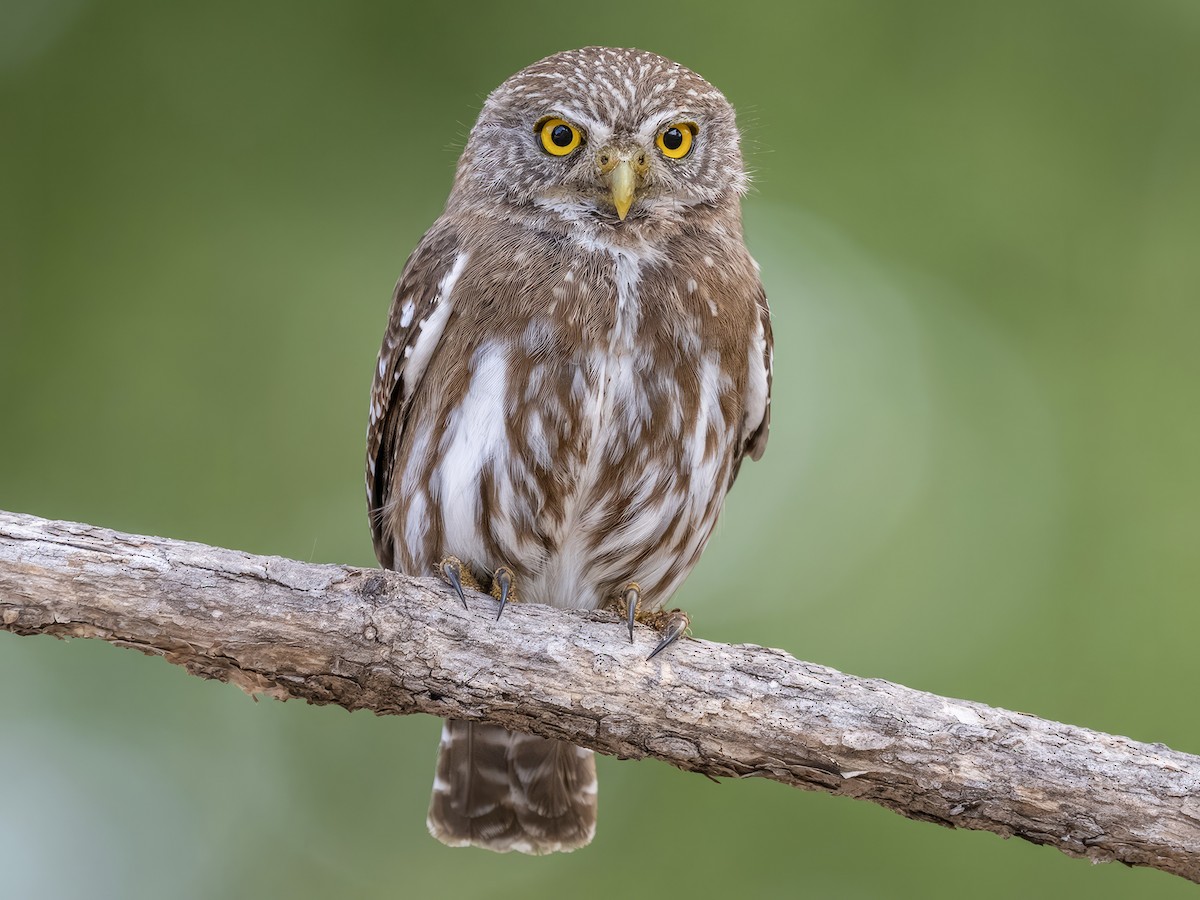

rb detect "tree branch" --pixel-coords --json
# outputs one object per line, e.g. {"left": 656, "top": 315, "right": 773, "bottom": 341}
{"left": 2, "top": 510, "right": 1197, "bottom": 882}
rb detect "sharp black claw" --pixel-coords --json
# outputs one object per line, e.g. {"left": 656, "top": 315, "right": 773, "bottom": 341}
{"left": 647, "top": 613, "right": 687, "bottom": 660}
{"left": 495, "top": 569, "right": 511, "bottom": 621}
{"left": 623, "top": 583, "right": 639, "bottom": 644}
{"left": 441, "top": 561, "right": 469, "bottom": 609}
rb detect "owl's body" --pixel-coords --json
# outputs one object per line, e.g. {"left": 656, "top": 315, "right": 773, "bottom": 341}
{"left": 367, "top": 47, "right": 771, "bottom": 854}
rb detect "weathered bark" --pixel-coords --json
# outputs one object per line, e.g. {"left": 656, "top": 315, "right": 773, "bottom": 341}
{"left": 1, "top": 509, "right": 1197, "bottom": 881}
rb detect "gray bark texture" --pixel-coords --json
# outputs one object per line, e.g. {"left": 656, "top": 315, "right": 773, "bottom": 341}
{"left": 2, "top": 509, "right": 1198, "bottom": 882}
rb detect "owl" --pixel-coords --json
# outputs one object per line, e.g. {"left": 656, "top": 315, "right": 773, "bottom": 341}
{"left": 366, "top": 47, "right": 772, "bottom": 854}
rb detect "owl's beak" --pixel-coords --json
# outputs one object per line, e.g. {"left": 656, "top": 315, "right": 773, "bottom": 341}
{"left": 609, "top": 160, "right": 636, "bottom": 221}
{"left": 597, "top": 147, "right": 650, "bottom": 221}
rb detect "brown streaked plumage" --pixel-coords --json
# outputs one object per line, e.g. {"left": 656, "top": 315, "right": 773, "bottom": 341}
{"left": 366, "top": 46, "right": 772, "bottom": 854}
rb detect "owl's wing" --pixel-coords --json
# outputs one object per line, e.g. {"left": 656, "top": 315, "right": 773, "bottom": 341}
{"left": 729, "top": 284, "right": 773, "bottom": 485}
{"left": 366, "top": 223, "right": 464, "bottom": 569}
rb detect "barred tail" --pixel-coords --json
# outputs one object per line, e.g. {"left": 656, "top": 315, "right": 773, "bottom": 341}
{"left": 427, "top": 720, "right": 598, "bottom": 854}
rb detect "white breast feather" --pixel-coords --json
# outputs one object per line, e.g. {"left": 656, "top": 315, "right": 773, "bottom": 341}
{"left": 436, "top": 341, "right": 511, "bottom": 568}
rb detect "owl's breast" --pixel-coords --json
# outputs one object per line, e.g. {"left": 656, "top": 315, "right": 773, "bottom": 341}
{"left": 494, "top": 256, "right": 743, "bottom": 610}
{"left": 394, "top": 242, "right": 747, "bottom": 613}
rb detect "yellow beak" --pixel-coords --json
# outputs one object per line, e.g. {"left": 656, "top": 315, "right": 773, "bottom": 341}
{"left": 609, "top": 159, "right": 636, "bottom": 221}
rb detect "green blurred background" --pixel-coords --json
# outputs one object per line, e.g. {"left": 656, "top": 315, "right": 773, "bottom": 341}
{"left": 3, "top": 1, "right": 1198, "bottom": 897}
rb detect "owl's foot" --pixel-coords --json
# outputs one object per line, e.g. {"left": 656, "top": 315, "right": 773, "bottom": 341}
{"left": 616, "top": 583, "right": 691, "bottom": 659}
{"left": 642, "top": 609, "right": 691, "bottom": 659}
{"left": 437, "top": 556, "right": 479, "bottom": 609}
{"left": 490, "top": 566, "right": 518, "bottom": 621}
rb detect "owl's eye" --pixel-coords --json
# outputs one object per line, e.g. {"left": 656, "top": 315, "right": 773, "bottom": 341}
{"left": 656, "top": 122, "right": 697, "bottom": 159}
{"left": 536, "top": 117, "right": 583, "bottom": 156}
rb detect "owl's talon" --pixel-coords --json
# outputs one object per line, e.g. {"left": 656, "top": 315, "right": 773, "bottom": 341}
{"left": 437, "top": 556, "right": 478, "bottom": 609}
{"left": 621, "top": 583, "right": 641, "bottom": 643}
{"left": 491, "top": 566, "right": 516, "bottom": 620}
{"left": 611, "top": 585, "right": 690, "bottom": 658}
{"left": 646, "top": 609, "right": 690, "bottom": 660}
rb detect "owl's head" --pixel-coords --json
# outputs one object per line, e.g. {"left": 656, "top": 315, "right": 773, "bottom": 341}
{"left": 449, "top": 47, "right": 748, "bottom": 231}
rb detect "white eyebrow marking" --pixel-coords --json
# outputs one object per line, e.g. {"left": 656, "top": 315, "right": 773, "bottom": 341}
{"left": 551, "top": 106, "right": 604, "bottom": 135}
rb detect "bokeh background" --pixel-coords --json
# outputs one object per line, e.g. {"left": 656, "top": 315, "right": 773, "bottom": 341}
{"left": 3, "top": 1, "right": 1199, "bottom": 897}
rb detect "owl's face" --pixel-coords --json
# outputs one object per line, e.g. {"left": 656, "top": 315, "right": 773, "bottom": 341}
{"left": 450, "top": 47, "right": 748, "bottom": 231}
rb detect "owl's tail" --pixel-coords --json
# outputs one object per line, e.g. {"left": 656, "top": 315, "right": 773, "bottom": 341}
{"left": 427, "top": 720, "right": 598, "bottom": 854}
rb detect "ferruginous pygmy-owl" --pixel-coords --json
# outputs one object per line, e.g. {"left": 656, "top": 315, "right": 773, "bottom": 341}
{"left": 365, "top": 47, "right": 772, "bottom": 854}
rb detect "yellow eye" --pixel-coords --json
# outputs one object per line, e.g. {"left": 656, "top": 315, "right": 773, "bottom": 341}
{"left": 537, "top": 117, "right": 582, "bottom": 156}
{"left": 656, "top": 122, "right": 696, "bottom": 159}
